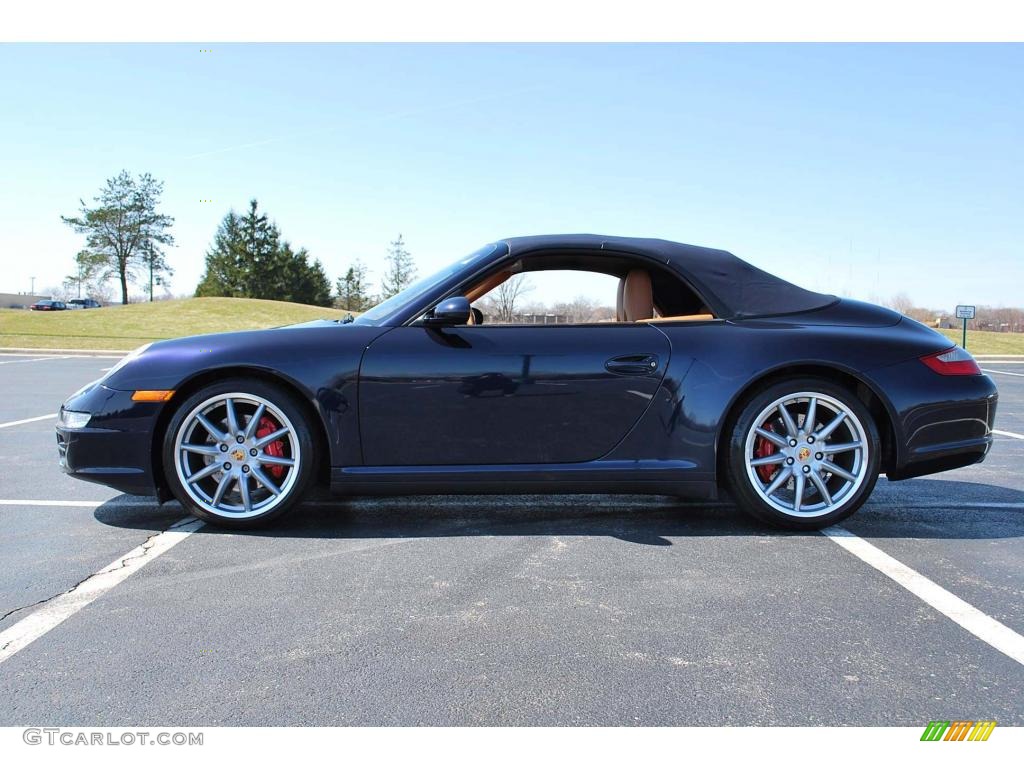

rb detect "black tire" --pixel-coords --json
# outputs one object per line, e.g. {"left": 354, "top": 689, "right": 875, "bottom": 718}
{"left": 725, "top": 377, "right": 880, "bottom": 530}
{"left": 162, "top": 378, "right": 316, "bottom": 528}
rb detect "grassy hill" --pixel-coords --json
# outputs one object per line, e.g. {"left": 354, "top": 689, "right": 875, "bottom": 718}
{"left": 937, "top": 328, "right": 1024, "bottom": 355}
{"left": 0, "top": 297, "right": 349, "bottom": 351}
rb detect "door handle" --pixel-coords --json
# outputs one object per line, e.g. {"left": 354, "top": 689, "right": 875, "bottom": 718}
{"left": 605, "top": 354, "right": 660, "bottom": 376}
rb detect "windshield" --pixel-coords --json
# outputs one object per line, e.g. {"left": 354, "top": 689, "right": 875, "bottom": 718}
{"left": 353, "top": 243, "right": 500, "bottom": 325}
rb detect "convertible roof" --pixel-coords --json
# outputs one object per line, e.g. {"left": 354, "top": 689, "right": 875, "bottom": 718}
{"left": 501, "top": 234, "right": 837, "bottom": 319}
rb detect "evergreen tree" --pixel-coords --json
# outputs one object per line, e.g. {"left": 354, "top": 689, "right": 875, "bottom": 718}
{"left": 379, "top": 234, "right": 417, "bottom": 299}
{"left": 275, "top": 244, "right": 333, "bottom": 306}
{"left": 196, "top": 199, "right": 332, "bottom": 306}
{"left": 335, "top": 260, "right": 372, "bottom": 311}
{"left": 196, "top": 201, "right": 283, "bottom": 298}
{"left": 195, "top": 211, "right": 248, "bottom": 297}
{"left": 306, "top": 258, "right": 334, "bottom": 307}
{"left": 241, "top": 201, "right": 283, "bottom": 299}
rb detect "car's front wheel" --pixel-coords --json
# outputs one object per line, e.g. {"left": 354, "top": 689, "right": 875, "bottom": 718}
{"left": 726, "top": 378, "right": 880, "bottom": 529}
{"left": 162, "top": 379, "right": 315, "bottom": 527}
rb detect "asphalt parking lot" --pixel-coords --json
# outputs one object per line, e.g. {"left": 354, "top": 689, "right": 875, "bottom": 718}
{"left": 0, "top": 352, "right": 1022, "bottom": 726}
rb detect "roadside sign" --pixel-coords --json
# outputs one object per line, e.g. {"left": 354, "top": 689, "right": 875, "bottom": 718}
{"left": 955, "top": 305, "right": 975, "bottom": 349}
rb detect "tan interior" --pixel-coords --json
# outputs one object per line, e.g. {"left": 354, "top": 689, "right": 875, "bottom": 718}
{"left": 616, "top": 268, "right": 715, "bottom": 324}
{"left": 617, "top": 269, "right": 654, "bottom": 322}
{"left": 468, "top": 265, "right": 716, "bottom": 325}
{"left": 644, "top": 313, "right": 715, "bottom": 323}
{"left": 465, "top": 269, "right": 512, "bottom": 303}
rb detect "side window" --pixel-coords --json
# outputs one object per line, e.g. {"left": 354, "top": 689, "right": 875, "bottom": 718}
{"left": 458, "top": 253, "right": 715, "bottom": 327}
{"left": 473, "top": 270, "right": 620, "bottom": 325}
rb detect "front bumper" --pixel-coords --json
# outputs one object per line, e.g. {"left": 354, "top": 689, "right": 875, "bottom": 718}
{"left": 56, "top": 382, "right": 162, "bottom": 496}
{"left": 866, "top": 359, "right": 998, "bottom": 481}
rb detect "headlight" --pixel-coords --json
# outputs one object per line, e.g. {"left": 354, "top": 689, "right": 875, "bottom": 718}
{"left": 58, "top": 408, "right": 92, "bottom": 429}
{"left": 102, "top": 342, "right": 152, "bottom": 381}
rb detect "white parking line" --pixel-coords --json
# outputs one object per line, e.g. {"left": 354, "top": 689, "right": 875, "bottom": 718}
{"left": 0, "top": 413, "right": 57, "bottom": 429}
{"left": 823, "top": 526, "right": 1024, "bottom": 666}
{"left": 1, "top": 494, "right": 1021, "bottom": 668}
{"left": 0, "top": 357, "right": 65, "bottom": 365}
{"left": 875, "top": 501, "right": 1024, "bottom": 509}
{"left": 0, "top": 517, "right": 204, "bottom": 664}
{"left": 982, "top": 368, "right": 1024, "bottom": 377}
{"left": 0, "top": 499, "right": 113, "bottom": 507}
{"left": 0, "top": 351, "right": 123, "bottom": 359}
{"left": 993, "top": 429, "right": 1024, "bottom": 440}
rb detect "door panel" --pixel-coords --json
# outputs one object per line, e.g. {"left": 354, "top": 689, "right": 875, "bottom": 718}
{"left": 358, "top": 325, "right": 671, "bottom": 465}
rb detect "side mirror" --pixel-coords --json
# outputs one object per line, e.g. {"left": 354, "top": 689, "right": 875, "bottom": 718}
{"left": 424, "top": 296, "right": 471, "bottom": 326}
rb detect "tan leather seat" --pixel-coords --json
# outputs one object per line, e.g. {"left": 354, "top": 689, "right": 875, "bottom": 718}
{"left": 618, "top": 269, "right": 654, "bottom": 322}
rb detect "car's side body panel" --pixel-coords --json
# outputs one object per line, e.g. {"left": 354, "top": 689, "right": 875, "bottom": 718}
{"left": 357, "top": 324, "right": 673, "bottom": 465}
{"left": 332, "top": 459, "right": 712, "bottom": 497}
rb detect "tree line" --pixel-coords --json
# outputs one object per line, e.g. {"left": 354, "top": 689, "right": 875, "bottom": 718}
{"left": 58, "top": 172, "right": 1023, "bottom": 327}
{"left": 475, "top": 274, "right": 617, "bottom": 323}
{"left": 886, "top": 293, "right": 1024, "bottom": 333}
{"left": 61, "top": 171, "right": 418, "bottom": 309}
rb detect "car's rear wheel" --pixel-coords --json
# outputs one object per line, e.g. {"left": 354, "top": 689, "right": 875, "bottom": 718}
{"left": 162, "top": 379, "right": 315, "bottom": 527}
{"left": 726, "top": 378, "right": 880, "bottom": 529}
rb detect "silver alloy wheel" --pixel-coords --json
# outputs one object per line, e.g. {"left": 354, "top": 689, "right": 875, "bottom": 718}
{"left": 173, "top": 392, "right": 301, "bottom": 519}
{"left": 743, "top": 390, "right": 869, "bottom": 518}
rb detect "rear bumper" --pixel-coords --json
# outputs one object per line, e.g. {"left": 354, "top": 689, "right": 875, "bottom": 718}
{"left": 885, "top": 435, "right": 992, "bottom": 480}
{"left": 866, "top": 360, "right": 998, "bottom": 481}
{"left": 56, "top": 382, "right": 160, "bottom": 496}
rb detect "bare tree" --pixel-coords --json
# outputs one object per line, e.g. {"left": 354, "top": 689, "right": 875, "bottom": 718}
{"left": 42, "top": 284, "right": 71, "bottom": 301}
{"left": 486, "top": 274, "right": 532, "bottom": 322}
{"left": 553, "top": 295, "right": 611, "bottom": 323}
{"left": 885, "top": 292, "right": 914, "bottom": 317}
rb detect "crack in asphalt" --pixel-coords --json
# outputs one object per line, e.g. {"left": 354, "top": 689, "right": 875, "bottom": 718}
{"left": 0, "top": 518, "right": 200, "bottom": 627}
{"left": 0, "top": 566, "right": 98, "bottom": 625}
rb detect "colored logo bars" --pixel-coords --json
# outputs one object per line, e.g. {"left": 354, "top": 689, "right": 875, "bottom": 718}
{"left": 920, "top": 721, "right": 997, "bottom": 741}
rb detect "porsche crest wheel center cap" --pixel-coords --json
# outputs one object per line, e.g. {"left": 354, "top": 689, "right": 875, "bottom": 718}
{"left": 231, "top": 448, "right": 245, "bottom": 461}
{"left": 797, "top": 446, "right": 811, "bottom": 462}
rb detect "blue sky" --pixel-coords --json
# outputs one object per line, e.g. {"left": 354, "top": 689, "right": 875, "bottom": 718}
{"left": 0, "top": 43, "right": 1021, "bottom": 308}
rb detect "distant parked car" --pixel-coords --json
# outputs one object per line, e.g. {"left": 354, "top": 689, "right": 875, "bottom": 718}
{"left": 29, "top": 300, "right": 67, "bottom": 311}
{"left": 67, "top": 298, "right": 102, "bottom": 309}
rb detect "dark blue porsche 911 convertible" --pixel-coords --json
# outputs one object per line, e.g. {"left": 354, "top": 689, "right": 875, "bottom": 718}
{"left": 56, "top": 235, "right": 998, "bottom": 529}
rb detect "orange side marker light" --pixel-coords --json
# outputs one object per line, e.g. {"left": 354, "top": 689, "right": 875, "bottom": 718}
{"left": 131, "top": 390, "right": 175, "bottom": 402}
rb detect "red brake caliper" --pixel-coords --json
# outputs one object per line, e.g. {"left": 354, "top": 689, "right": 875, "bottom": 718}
{"left": 254, "top": 416, "right": 286, "bottom": 479}
{"left": 754, "top": 421, "right": 778, "bottom": 482}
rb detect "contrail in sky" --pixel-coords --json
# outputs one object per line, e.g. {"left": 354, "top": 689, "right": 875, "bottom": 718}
{"left": 182, "top": 83, "right": 550, "bottom": 161}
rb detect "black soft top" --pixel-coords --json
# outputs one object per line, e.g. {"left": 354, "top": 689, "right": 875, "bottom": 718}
{"left": 502, "top": 234, "right": 836, "bottom": 319}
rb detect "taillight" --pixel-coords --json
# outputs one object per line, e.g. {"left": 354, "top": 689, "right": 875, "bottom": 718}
{"left": 920, "top": 347, "right": 981, "bottom": 376}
